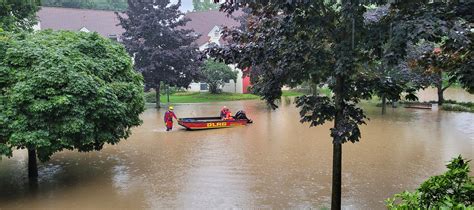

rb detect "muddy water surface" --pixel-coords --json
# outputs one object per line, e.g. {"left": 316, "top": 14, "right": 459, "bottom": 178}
{"left": 0, "top": 92, "right": 473, "bottom": 209}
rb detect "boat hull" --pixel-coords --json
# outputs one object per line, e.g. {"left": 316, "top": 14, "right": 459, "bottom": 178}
{"left": 178, "top": 117, "right": 251, "bottom": 130}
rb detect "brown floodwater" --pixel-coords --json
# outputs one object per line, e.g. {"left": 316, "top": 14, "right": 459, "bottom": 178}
{"left": 0, "top": 90, "right": 473, "bottom": 209}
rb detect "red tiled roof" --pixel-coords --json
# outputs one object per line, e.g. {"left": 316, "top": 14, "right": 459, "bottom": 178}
{"left": 37, "top": 7, "right": 241, "bottom": 46}
{"left": 37, "top": 7, "right": 124, "bottom": 37}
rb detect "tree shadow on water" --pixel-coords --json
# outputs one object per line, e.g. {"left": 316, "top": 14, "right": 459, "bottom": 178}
{"left": 0, "top": 154, "right": 120, "bottom": 206}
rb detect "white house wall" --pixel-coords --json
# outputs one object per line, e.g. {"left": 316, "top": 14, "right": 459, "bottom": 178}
{"left": 221, "top": 65, "right": 243, "bottom": 93}
{"left": 188, "top": 83, "right": 204, "bottom": 92}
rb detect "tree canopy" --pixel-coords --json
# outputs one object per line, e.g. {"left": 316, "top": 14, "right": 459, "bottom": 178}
{"left": 118, "top": 0, "right": 202, "bottom": 108}
{"left": 202, "top": 60, "right": 238, "bottom": 94}
{"left": 193, "top": 0, "right": 220, "bottom": 11}
{"left": 0, "top": 30, "right": 144, "bottom": 172}
{"left": 41, "top": 0, "right": 128, "bottom": 11}
{"left": 0, "top": 0, "right": 40, "bottom": 32}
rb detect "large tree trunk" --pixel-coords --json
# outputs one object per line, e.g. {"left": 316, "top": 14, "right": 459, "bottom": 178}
{"left": 437, "top": 72, "right": 444, "bottom": 105}
{"left": 332, "top": 142, "right": 342, "bottom": 210}
{"left": 437, "top": 86, "right": 444, "bottom": 106}
{"left": 166, "top": 84, "right": 170, "bottom": 105}
{"left": 209, "top": 84, "right": 219, "bottom": 94}
{"left": 28, "top": 148, "right": 38, "bottom": 179}
{"left": 331, "top": 76, "right": 344, "bottom": 210}
{"left": 381, "top": 95, "right": 387, "bottom": 115}
{"left": 155, "top": 83, "right": 161, "bottom": 109}
{"left": 311, "top": 82, "right": 318, "bottom": 95}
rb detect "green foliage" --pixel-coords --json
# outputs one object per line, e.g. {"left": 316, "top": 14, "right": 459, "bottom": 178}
{"left": 386, "top": 155, "right": 474, "bottom": 209}
{"left": 41, "top": 0, "right": 128, "bottom": 11}
{"left": 0, "top": 0, "right": 40, "bottom": 32}
{"left": 202, "top": 60, "right": 237, "bottom": 94}
{"left": 193, "top": 0, "right": 219, "bottom": 12}
{"left": 0, "top": 30, "right": 145, "bottom": 161}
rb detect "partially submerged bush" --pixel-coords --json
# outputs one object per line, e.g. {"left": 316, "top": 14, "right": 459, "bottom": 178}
{"left": 386, "top": 155, "right": 473, "bottom": 209}
{"left": 442, "top": 104, "right": 472, "bottom": 112}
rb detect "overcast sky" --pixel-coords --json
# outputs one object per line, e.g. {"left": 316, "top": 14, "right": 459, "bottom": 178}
{"left": 171, "top": 0, "right": 194, "bottom": 12}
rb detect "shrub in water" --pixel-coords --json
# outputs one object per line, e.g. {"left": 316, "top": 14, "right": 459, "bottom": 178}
{"left": 386, "top": 155, "right": 473, "bottom": 209}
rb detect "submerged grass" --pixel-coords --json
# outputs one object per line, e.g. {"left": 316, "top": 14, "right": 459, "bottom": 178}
{"left": 145, "top": 88, "right": 474, "bottom": 113}
{"left": 144, "top": 90, "right": 304, "bottom": 104}
{"left": 441, "top": 101, "right": 474, "bottom": 113}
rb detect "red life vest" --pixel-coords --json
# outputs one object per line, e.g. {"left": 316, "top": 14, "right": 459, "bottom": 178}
{"left": 225, "top": 112, "right": 233, "bottom": 120}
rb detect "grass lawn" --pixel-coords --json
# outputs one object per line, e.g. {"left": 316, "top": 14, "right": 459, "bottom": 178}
{"left": 145, "top": 90, "right": 304, "bottom": 104}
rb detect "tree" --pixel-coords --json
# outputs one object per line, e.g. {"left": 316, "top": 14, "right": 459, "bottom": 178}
{"left": 415, "top": 44, "right": 472, "bottom": 105}
{"left": 0, "top": 0, "right": 40, "bottom": 32}
{"left": 208, "top": 2, "right": 374, "bottom": 208}
{"left": 380, "top": 2, "right": 473, "bottom": 105}
{"left": 0, "top": 30, "right": 145, "bottom": 179}
{"left": 118, "top": 0, "right": 202, "bottom": 109}
{"left": 193, "top": 0, "right": 220, "bottom": 12}
{"left": 42, "top": 0, "right": 128, "bottom": 11}
{"left": 105, "top": 0, "right": 128, "bottom": 11}
{"left": 208, "top": 0, "right": 472, "bottom": 209}
{"left": 364, "top": 5, "right": 421, "bottom": 114}
{"left": 202, "top": 60, "right": 237, "bottom": 94}
{"left": 41, "top": 0, "right": 95, "bottom": 9}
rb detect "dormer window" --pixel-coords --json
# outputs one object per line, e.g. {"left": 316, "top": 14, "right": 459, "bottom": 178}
{"left": 79, "top": 27, "right": 90, "bottom": 33}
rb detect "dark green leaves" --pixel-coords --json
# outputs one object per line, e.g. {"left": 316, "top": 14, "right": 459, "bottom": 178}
{"left": 296, "top": 95, "right": 335, "bottom": 127}
{"left": 0, "top": 0, "right": 40, "bottom": 32}
{"left": 118, "top": 0, "right": 202, "bottom": 89}
{"left": 0, "top": 30, "right": 145, "bottom": 161}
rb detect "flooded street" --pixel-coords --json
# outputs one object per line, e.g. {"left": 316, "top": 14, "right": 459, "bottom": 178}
{"left": 1, "top": 91, "right": 473, "bottom": 209}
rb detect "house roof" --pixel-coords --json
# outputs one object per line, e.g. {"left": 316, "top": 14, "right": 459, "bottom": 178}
{"left": 37, "top": 7, "right": 124, "bottom": 37}
{"left": 37, "top": 7, "right": 241, "bottom": 45}
{"left": 181, "top": 10, "right": 241, "bottom": 46}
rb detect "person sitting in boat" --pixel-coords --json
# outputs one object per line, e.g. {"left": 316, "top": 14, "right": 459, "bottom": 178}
{"left": 164, "top": 106, "right": 177, "bottom": 131}
{"left": 220, "top": 106, "right": 229, "bottom": 120}
{"left": 224, "top": 111, "right": 234, "bottom": 120}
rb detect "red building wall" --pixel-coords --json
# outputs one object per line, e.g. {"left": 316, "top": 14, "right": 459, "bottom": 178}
{"left": 242, "top": 67, "right": 251, "bottom": 94}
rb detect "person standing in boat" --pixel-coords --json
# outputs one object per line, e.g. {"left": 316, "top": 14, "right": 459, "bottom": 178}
{"left": 164, "top": 106, "right": 177, "bottom": 131}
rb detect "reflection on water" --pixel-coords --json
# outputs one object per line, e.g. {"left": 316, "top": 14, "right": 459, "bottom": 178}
{"left": 0, "top": 93, "right": 473, "bottom": 209}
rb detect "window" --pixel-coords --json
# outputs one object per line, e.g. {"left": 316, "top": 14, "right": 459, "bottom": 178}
{"left": 108, "top": 34, "right": 118, "bottom": 42}
{"left": 200, "top": 83, "right": 209, "bottom": 91}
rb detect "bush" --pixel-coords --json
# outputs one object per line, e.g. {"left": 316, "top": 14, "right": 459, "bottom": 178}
{"left": 386, "top": 155, "right": 474, "bottom": 209}
{"left": 144, "top": 91, "right": 157, "bottom": 103}
{"left": 442, "top": 104, "right": 472, "bottom": 112}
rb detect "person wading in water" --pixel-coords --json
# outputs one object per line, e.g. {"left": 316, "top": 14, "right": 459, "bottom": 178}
{"left": 164, "top": 106, "right": 177, "bottom": 131}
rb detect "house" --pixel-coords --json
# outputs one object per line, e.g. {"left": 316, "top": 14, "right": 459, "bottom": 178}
{"left": 36, "top": 7, "right": 251, "bottom": 93}
{"left": 180, "top": 10, "right": 250, "bottom": 93}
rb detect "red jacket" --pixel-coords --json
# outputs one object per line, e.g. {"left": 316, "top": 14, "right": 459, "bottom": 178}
{"left": 164, "top": 111, "right": 177, "bottom": 122}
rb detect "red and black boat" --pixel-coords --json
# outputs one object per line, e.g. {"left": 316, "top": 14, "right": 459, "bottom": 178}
{"left": 178, "top": 110, "right": 253, "bottom": 130}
